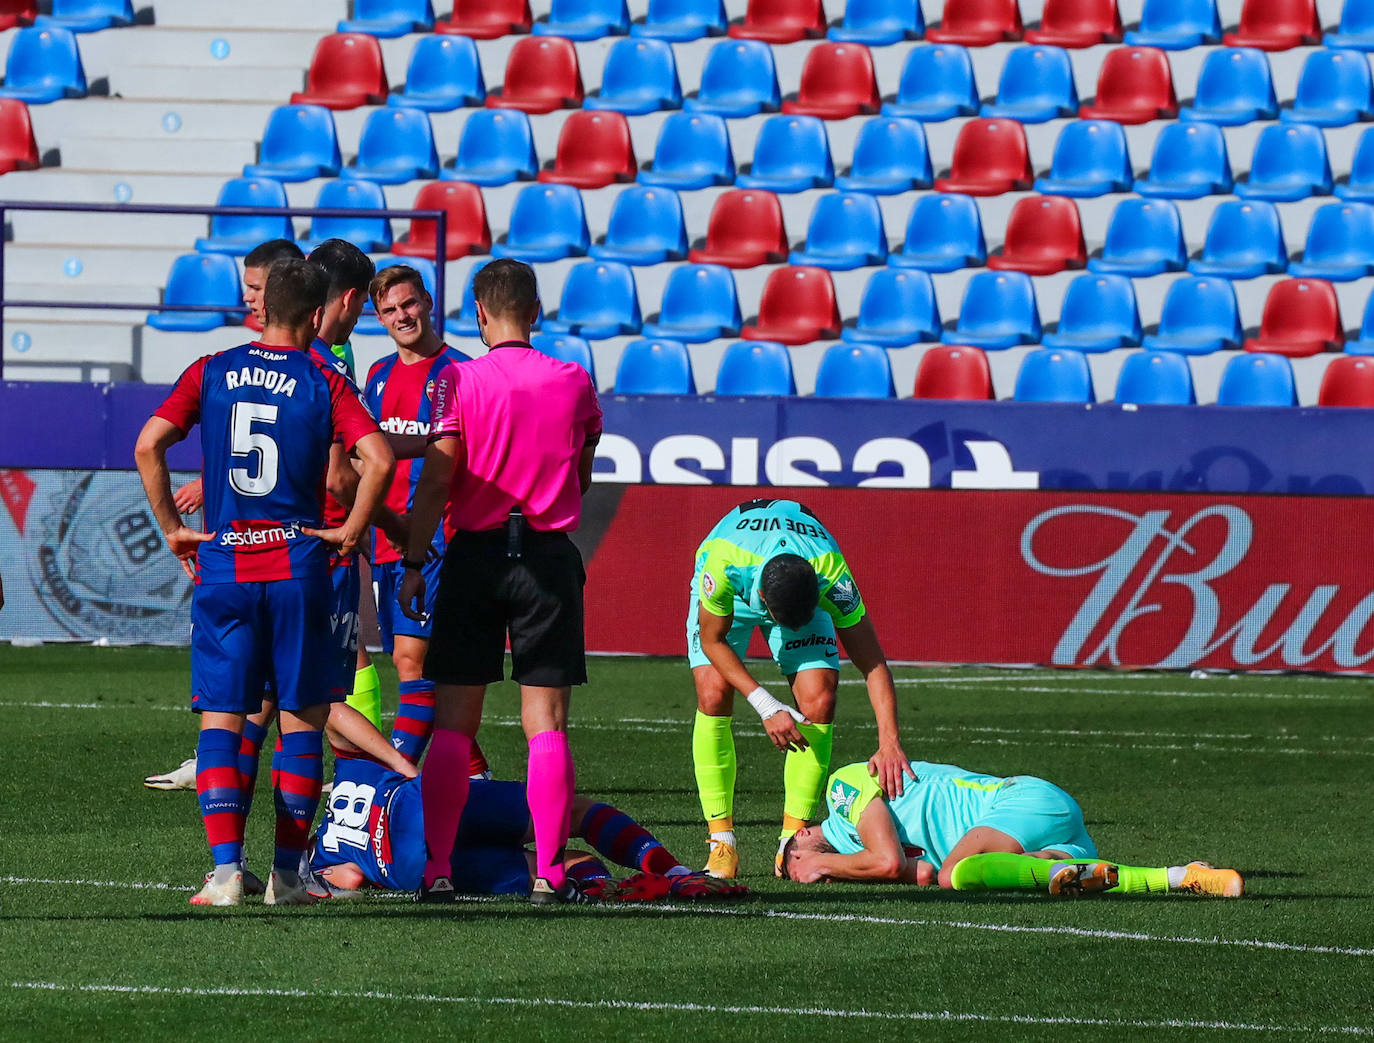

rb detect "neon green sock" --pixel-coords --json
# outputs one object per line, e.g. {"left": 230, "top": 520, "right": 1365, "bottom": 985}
{"left": 950, "top": 853, "right": 1060, "bottom": 891}
{"left": 692, "top": 712, "right": 735, "bottom": 824}
{"left": 1115, "top": 864, "right": 1172, "bottom": 895}
{"left": 781, "top": 722, "right": 833, "bottom": 836}
{"left": 347, "top": 664, "right": 381, "bottom": 731}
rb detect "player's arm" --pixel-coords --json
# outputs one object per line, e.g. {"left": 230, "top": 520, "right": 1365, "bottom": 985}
{"left": 398, "top": 433, "right": 457, "bottom": 621}
{"left": 173, "top": 477, "right": 203, "bottom": 514}
{"left": 384, "top": 432, "right": 429, "bottom": 459}
{"left": 306, "top": 432, "right": 394, "bottom": 558}
{"left": 789, "top": 801, "right": 912, "bottom": 884}
{"left": 698, "top": 603, "right": 810, "bottom": 752}
{"left": 579, "top": 377, "right": 603, "bottom": 495}
{"left": 837, "top": 614, "right": 914, "bottom": 799}
{"left": 578, "top": 434, "right": 600, "bottom": 494}
{"left": 134, "top": 415, "right": 214, "bottom": 580}
{"left": 325, "top": 703, "right": 418, "bottom": 778}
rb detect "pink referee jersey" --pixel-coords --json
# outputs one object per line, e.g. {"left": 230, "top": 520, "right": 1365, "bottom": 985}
{"left": 429, "top": 341, "right": 602, "bottom": 533}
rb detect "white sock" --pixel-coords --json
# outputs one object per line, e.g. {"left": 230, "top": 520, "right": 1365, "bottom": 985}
{"left": 212, "top": 863, "right": 239, "bottom": 885}
{"left": 1167, "top": 866, "right": 1186, "bottom": 888}
{"left": 665, "top": 865, "right": 691, "bottom": 878}
{"left": 709, "top": 830, "right": 736, "bottom": 849}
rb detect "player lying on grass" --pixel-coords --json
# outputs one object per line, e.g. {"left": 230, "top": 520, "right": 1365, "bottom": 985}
{"left": 780, "top": 760, "right": 1243, "bottom": 898}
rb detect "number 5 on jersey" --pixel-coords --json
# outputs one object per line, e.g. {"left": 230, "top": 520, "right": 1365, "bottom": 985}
{"left": 229, "top": 401, "right": 280, "bottom": 497}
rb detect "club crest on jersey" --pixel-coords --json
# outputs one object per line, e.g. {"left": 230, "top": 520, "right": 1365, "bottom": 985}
{"left": 827, "top": 577, "right": 860, "bottom": 614}
{"left": 828, "top": 778, "right": 860, "bottom": 817}
{"left": 425, "top": 379, "right": 435, "bottom": 400}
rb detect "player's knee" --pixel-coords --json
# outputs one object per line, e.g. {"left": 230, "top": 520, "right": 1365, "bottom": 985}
{"left": 693, "top": 669, "right": 732, "bottom": 714}
{"left": 937, "top": 864, "right": 956, "bottom": 890}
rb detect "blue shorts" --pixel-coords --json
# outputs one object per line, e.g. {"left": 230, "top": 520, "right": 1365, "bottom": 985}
{"left": 328, "top": 557, "right": 360, "bottom": 695}
{"left": 372, "top": 554, "right": 442, "bottom": 652}
{"left": 686, "top": 595, "right": 840, "bottom": 676}
{"left": 978, "top": 777, "right": 1097, "bottom": 860}
{"left": 451, "top": 779, "right": 533, "bottom": 895}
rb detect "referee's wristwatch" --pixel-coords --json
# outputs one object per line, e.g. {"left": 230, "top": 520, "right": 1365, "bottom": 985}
{"left": 402, "top": 558, "right": 425, "bottom": 571}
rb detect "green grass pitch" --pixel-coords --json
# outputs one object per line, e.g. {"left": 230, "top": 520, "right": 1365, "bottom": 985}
{"left": 1, "top": 645, "right": 1371, "bottom": 1041}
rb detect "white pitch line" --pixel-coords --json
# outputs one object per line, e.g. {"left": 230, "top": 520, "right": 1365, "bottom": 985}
{"left": 2, "top": 875, "right": 195, "bottom": 893}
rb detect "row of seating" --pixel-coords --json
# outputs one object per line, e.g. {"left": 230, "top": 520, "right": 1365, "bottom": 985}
{"left": 0, "top": 0, "right": 130, "bottom": 33}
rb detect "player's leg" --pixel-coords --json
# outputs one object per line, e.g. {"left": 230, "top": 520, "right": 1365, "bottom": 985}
{"left": 950, "top": 852, "right": 1244, "bottom": 897}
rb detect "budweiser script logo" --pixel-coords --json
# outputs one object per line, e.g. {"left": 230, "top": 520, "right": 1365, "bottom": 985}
{"left": 1021, "top": 504, "right": 1374, "bottom": 670}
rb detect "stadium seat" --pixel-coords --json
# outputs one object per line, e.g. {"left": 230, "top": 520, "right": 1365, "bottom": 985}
{"left": 589, "top": 184, "right": 688, "bottom": 264}
{"left": 687, "top": 189, "right": 789, "bottom": 267}
{"left": 941, "top": 270, "right": 1041, "bottom": 348}
{"left": 639, "top": 112, "right": 734, "bottom": 189}
{"left": 835, "top": 117, "right": 932, "bottom": 194}
{"left": 926, "top": 0, "right": 1023, "bottom": 44}
{"left": 735, "top": 114, "right": 833, "bottom": 192}
{"left": 1142, "top": 275, "right": 1241, "bottom": 354}
{"left": 1223, "top": 0, "right": 1320, "bottom": 49}
{"left": 1133, "top": 121, "right": 1232, "bottom": 198}
{"left": 714, "top": 340, "right": 797, "bottom": 396}
{"left": 146, "top": 254, "right": 242, "bottom": 332}
{"left": 1026, "top": 0, "right": 1122, "bottom": 46}
{"left": 1346, "top": 289, "right": 1374, "bottom": 353}
{"left": 633, "top": 0, "right": 729, "bottom": 40}
{"left": 728, "top": 0, "right": 828, "bottom": 42}
{"left": 486, "top": 36, "right": 584, "bottom": 113}
{"left": 299, "top": 179, "right": 392, "bottom": 254}
{"left": 1078, "top": 46, "right": 1177, "bottom": 123}
{"left": 338, "top": 0, "right": 434, "bottom": 36}
{"left": 387, "top": 34, "right": 484, "bottom": 111}
{"left": 683, "top": 39, "right": 780, "bottom": 117}
{"left": 741, "top": 266, "right": 842, "bottom": 345}
{"left": 788, "top": 192, "right": 888, "bottom": 270}
{"left": 842, "top": 268, "right": 941, "bottom": 347}
{"left": 881, "top": 44, "right": 979, "bottom": 121}
{"left": 393, "top": 180, "right": 491, "bottom": 260}
{"left": 1178, "top": 47, "right": 1277, "bottom": 125}
{"left": 1113, "top": 351, "right": 1195, "bottom": 404}
{"left": 1318, "top": 355, "right": 1374, "bottom": 405}
{"left": 1244, "top": 278, "right": 1344, "bottom": 356}
{"left": 933, "top": 117, "right": 1032, "bottom": 195}
{"left": 1216, "top": 353, "right": 1297, "bottom": 406}
{"left": 445, "top": 109, "right": 537, "bottom": 186}
{"left": 1187, "top": 200, "right": 1287, "bottom": 279}
{"left": 444, "top": 260, "right": 488, "bottom": 337}
{"left": 194, "top": 178, "right": 292, "bottom": 256}
{"left": 614, "top": 338, "right": 696, "bottom": 394}
{"left": 1034, "top": 120, "right": 1132, "bottom": 196}
{"left": 642, "top": 263, "right": 742, "bottom": 341}
{"left": 585, "top": 37, "right": 681, "bottom": 114}
{"left": 987, "top": 195, "right": 1087, "bottom": 275}
{"left": 782, "top": 42, "right": 881, "bottom": 119}
{"left": 1088, "top": 197, "right": 1186, "bottom": 276}
{"left": 436, "top": 0, "right": 532, "bottom": 38}
{"left": 542, "top": 260, "right": 642, "bottom": 339}
{"left": 534, "top": 0, "right": 629, "bottom": 38}
{"left": 1283, "top": 49, "right": 1374, "bottom": 126}
{"left": 0, "top": 25, "right": 85, "bottom": 103}
{"left": 1337, "top": 125, "right": 1374, "bottom": 201}
{"left": 913, "top": 345, "right": 993, "bottom": 399}
{"left": 356, "top": 256, "right": 437, "bottom": 335}
{"left": 343, "top": 107, "right": 439, "bottom": 184}
{"left": 889, "top": 192, "right": 987, "bottom": 271}
{"left": 1013, "top": 347, "right": 1095, "bottom": 402}
{"left": 0, "top": 1, "right": 35, "bottom": 31}
{"left": 829, "top": 0, "right": 924, "bottom": 43}
{"left": 243, "top": 105, "right": 341, "bottom": 182}
{"left": 290, "top": 34, "right": 388, "bottom": 110}
{"left": 1125, "top": 0, "right": 1220, "bottom": 48}
{"left": 814, "top": 342, "right": 896, "bottom": 398}
{"left": 538, "top": 110, "right": 637, "bottom": 188}
{"left": 0, "top": 97, "right": 39, "bottom": 173}
{"left": 1235, "top": 123, "right": 1332, "bottom": 201}
{"left": 36, "top": 0, "right": 132, "bottom": 33}
{"left": 531, "top": 332, "right": 597, "bottom": 382}
{"left": 1326, "top": 0, "right": 1374, "bottom": 48}
{"left": 980, "top": 44, "right": 1078, "bottom": 122}
{"left": 490, "top": 182, "right": 590, "bottom": 260}
{"left": 1041, "top": 273, "right": 1141, "bottom": 350}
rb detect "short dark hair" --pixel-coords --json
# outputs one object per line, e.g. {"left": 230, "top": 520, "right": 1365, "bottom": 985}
{"left": 263, "top": 258, "right": 328, "bottom": 329}
{"left": 243, "top": 238, "right": 304, "bottom": 270}
{"left": 759, "top": 553, "right": 819, "bottom": 630}
{"left": 471, "top": 258, "right": 539, "bottom": 321}
{"left": 308, "top": 238, "right": 376, "bottom": 302}
{"left": 370, "top": 264, "right": 429, "bottom": 307}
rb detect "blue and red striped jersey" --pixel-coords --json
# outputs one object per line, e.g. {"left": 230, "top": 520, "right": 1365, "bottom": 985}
{"left": 309, "top": 338, "right": 359, "bottom": 531}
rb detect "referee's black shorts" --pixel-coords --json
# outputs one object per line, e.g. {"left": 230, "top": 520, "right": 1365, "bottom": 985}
{"left": 424, "top": 528, "right": 587, "bottom": 688}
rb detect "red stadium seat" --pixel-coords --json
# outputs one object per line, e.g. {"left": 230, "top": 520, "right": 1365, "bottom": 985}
{"left": 393, "top": 181, "right": 491, "bottom": 261}
{"left": 1223, "top": 0, "right": 1320, "bottom": 50}
{"left": 728, "top": 0, "right": 828, "bottom": 42}
{"left": 289, "top": 33, "right": 389, "bottom": 110}
{"left": 0, "top": 0, "right": 36, "bottom": 30}
{"left": 1078, "top": 46, "right": 1177, "bottom": 124}
{"left": 485, "top": 36, "right": 584, "bottom": 113}
{"left": 1244, "top": 278, "right": 1344, "bottom": 357}
{"left": 537, "top": 110, "right": 637, "bottom": 188}
{"left": 988, "top": 195, "right": 1087, "bottom": 275}
{"left": 781, "top": 43, "right": 881, "bottom": 120}
{"left": 1025, "top": 0, "right": 1122, "bottom": 46}
{"left": 926, "top": 0, "right": 1023, "bottom": 45}
{"left": 0, "top": 98, "right": 40, "bottom": 174}
{"left": 1318, "top": 356, "right": 1374, "bottom": 406}
{"left": 913, "top": 344, "right": 994, "bottom": 399}
{"left": 436, "top": 0, "right": 533, "bottom": 38}
{"left": 687, "top": 189, "right": 789, "bottom": 268}
{"left": 933, "top": 118, "right": 1032, "bottom": 196}
{"left": 741, "top": 265, "right": 841, "bottom": 344}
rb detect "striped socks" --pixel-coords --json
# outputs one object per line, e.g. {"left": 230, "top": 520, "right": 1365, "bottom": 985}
{"left": 391, "top": 679, "right": 436, "bottom": 763}
{"left": 271, "top": 731, "right": 323, "bottom": 873}
{"left": 578, "top": 802, "right": 682, "bottom": 875}
{"left": 196, "top": 728, "right": 244, "bottom": 870}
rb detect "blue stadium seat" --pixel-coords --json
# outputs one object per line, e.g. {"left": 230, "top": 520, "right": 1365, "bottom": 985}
{"left": 356, "top": 256, "right": 436, "bottom": 335}
{"left": 980, "top": 45, "right": 1078, "bottom": 123}
{"left": 1187, "top": 200, "right": 1287, "bottom": 279}
{"left": 1282, "top": 49, "right": 1374, "bottom": 127}
{"left": 1237, "top": 123, "right": 1331, "bottom": 201}
{"left": 1033, "top": 120, "right": 1132, "bottom": 197}
{"left": 882, "top": 44, "right": 978, "bottom": 122}
{"left": 639, "top": 112, "right": 733, "bottom": 190}
{"left": 343, "top": 107, "right": 438, "bottom": 185}
{"left": 1125, "top": 0, "right": 1221, "bottom": 47}
{"left": 1216, "top": 352, "right": 1297, "bottom": 406}
{"left": 829, "top": 0, "right": 924, "bottom": 43}
{"left": 941, "top": 270, "right": 1041, "bottom": 348}
{"left": 834, "top": 117, "right": 932, "bottom": 194}
{"left": 713, "top": 340, "right": 796, "bottom": 396}
{"left": 387, "top": 35, "right": 484, "bottom": 111}
{"left": 1326, "top": 0, "right": 1374, "bottom": 49}
{"left": 531, "top": 332, "right": 597, "bottom": 382}
{"left": 491, "top": 183, "right": 589, "bottom": 261}
{"left": 542, "top": 260, "right": 642, "bottom": 338}
{"left": 444, "top": 109, "right": 537, "bottom": 186}
{"left": 300, "top": 179, "right": 391, "bottom": 253}
{"left": 146, "top": 253, "right": 242, "bottom": 332}
{"left": 1289, "top": 201, "right": 1374, "bottom": 281}
{"left": 641, "top": 263, "right": 741, "bottom": 341}
{"left": 585, "top": 37, "right": 681, "bottom": 114}
{"left": 889, "top": 193, "right": 986, "bottom": 272}
{"left": 443, "top": 260, "right": 489, "bottom": 337}
{"left": 590, "top": 185, "right": 688, "bottom": 264}
{"left": 788, "top": 192, "right": 888, "bottom": 270}
{"left": 1178, "top": 48, "right": 1276, "bottom": 126}
{"left": 1013, "top": 347, "right": 1095, "bottom": 402}
{"left": 194, "top": 178, "right": 293, "bottom": 256}
{"left": 1133, "top": 122, "right": 1231, "bottom": 199}
{"left": 1041, "top": 273, "right": 1141, "bottom": 351}
{"left": 533, "top": 0, "right": 630, "bottom": 39}
{"left": 1114, "top": 351, "right": 1196, "bottom": 405}
{"left": 633, "top": 0, "right": 728, "bottom": 41}
{"left": 338, "top": 0, "right": 434, "bottom": 36}
{"left": 1142, "top": 275, "right": 1242, "bottom": 354}
{"left": 841, "top": 268, "right": 941, "bottom": 347}
{"left": 0, "top": 25, "right": 86, "bottom": 103}
{"left": 244, "top": 105, "right": 341, "bottom": 182}
{"left": 1344, "top": 287, "right": 1374, "bottom": 353}
{"left": 614, "top": 338, "right": 696, "bottom": 394}
{"left": 814, "top": 342, "right": 896, "bottom": 398}
{"left": 683, "top": 38, "right": 779, "bottom": 117}
{"left": 735, "top": 114, "right": 833, "bottom": 192}
{"left": 35, "top": 0, "right": 132, "bottom": 33}
{"left": 1088, "top": 197, "right": 1186, "bottom": 276}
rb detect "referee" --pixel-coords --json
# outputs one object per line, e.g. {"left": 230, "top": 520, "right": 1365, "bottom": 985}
{"left": 399, "top": 258, "right": 603, "bottom": 904}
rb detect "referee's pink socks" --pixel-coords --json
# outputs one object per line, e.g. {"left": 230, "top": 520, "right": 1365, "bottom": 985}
{"left": 420, "top": 727, "right": 472, "bottom": 886}
{"left": 527, "top": 729, "right": 576, "bottom": 890}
